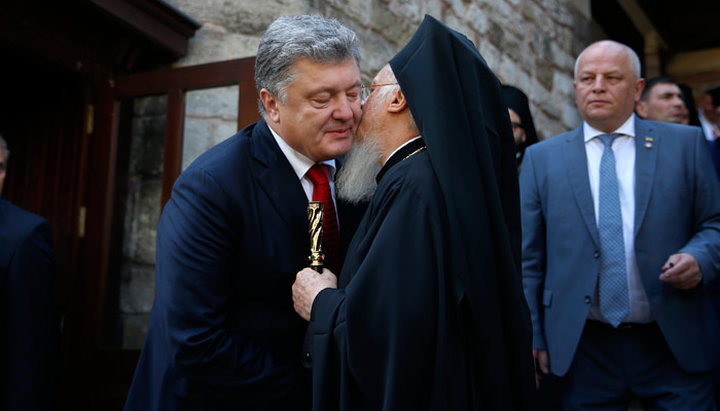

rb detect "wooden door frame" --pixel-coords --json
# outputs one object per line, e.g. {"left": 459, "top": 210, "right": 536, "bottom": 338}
{"left": 115, "top": 57, "right": 258, "bottom": 207}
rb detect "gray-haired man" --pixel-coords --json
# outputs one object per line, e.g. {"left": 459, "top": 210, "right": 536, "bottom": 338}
{"left": 124, "top": 15, "right": 365, "bottom": 411}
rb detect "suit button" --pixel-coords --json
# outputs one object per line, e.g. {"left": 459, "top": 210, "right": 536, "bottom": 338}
{"left": 304, "top": 352, "right": 312, "bottom": 361}
{"left": 584, "top": 296, "right": 591, "bottom": 304}
{"left": 593, "top": 250, "right": 600, "bottom": 259}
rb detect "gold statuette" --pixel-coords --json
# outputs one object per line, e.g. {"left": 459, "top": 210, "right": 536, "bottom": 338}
{"left": 307, "top": 201, "right": 324, "bottom": 273}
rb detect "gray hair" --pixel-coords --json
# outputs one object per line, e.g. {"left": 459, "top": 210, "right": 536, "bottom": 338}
{"left": 574, "top": 40, "right": 641, "bottom": 80}
{"left": 255, "top": 15, "right": 360, "bottom": 115}
{"left": 0, "top": 134, "right": 9, "bottom": 161}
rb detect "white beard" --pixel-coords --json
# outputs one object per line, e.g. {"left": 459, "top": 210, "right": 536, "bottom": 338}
{"left": 336, "top": 135, "right": 382, "bottom": 204}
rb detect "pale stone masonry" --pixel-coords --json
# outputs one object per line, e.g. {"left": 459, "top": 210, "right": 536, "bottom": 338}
{"left": 117, "top": 0, "right": 593, "bottom": 348}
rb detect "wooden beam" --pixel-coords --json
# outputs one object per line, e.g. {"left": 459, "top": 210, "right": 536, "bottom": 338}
{"left": 161, "top": 88, "right": 186, "bottom": 208}
{"left": 617, "top": 0, "right": 668, "bottom": 49}
{"left": 116, "top": 57, "right": 256, "bottom": 98}
{"left": 86, "top": 0, "right": 200, "bottom": 57}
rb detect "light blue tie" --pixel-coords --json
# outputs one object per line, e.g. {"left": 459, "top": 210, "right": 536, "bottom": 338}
{"left": 597, "top": 133, "right": 629, "bottom": 327}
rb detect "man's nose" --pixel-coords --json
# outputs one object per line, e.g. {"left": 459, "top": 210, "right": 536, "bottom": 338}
{"left": 333, "top": 96, "right": 355, "bottom": 121}
{"left": 591, "top": 77, "right": 606, "bottom": 92}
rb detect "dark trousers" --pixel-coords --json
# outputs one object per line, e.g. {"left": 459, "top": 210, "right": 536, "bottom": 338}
{"left": 560, "top": 320, "right": 717, "bottom": 411}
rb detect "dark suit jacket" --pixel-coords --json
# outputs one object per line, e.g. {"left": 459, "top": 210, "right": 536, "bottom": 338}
{"left": 521, "top": 118, "right": 720, "bottom": 376}
{"left": 124, "top": 119, "right": 364, "bottom": 411}
{"left": 0, "top": 198, "right": 59, "bottom": 411}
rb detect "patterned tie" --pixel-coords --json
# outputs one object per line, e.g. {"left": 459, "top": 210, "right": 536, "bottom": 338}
{"left": 306, "top": 164, "right": 340, "bottom": 274}
{"left": 597, "top": 133, "right": 629, "bottom": 327}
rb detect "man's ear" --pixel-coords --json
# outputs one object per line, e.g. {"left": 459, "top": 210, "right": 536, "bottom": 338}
{"left": 260, "top": 88, "right": 281, "bottom": 123}
{"left": 635, "top": 100, "right": 648, "bottom": 119}
{"left": 387, "top": 87, "right": 408, "bottom": 114}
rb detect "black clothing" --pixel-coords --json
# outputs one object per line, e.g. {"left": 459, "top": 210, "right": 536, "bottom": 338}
{"left": 307, "top": 15, "right": 536, "bottom": 411}
{"left": 502, "top": 85, "right": 540, "bottom": 165}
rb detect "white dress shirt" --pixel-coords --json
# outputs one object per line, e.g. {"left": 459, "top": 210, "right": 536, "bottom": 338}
{"left": 583, "top": 114, "right": 653, "bottom": 324}
{"left": 267, "top": 124, "right": 338, "bottom": 219}
{"left": 268, "top": 125, "right": 340, "bottom": 229}
{"left": 699, "top": 109, "right": 719, "bottom": 141}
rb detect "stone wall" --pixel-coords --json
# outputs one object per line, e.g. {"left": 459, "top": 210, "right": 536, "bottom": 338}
{"left": 117, "top": 0, "right": 593, "bottom": 348}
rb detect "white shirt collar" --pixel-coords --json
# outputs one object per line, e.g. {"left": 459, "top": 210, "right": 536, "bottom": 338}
{"left": 267, "top": 123, "right": 336, "bottom": 180}
{"left": 384, "top": 135, "right": 423, "bottom": 166}
{"left": 583, "top": 113, "right": 636, "bottom": 143}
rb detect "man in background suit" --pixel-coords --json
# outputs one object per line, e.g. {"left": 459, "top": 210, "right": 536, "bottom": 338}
{"left": 521, "top": 40, "right": 720, "bottom": 409}
{"left": 634, "top": 76, "right": 686, "bottom": 124}
{"left": 125, "top": 15, "right": 364, "bottom": 411}
{"left": 0, "top": 135, "right": 59, "bottom": 410}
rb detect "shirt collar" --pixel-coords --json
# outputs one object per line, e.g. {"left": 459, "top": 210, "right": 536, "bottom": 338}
{"left": 267, "top": 123, "right": 336, "bottom": 180}
{"left": 384, "top": 135, "right": 423, "bottom": 166}
{"left": 583, "top": 113, "right": 636, "bottom": 143}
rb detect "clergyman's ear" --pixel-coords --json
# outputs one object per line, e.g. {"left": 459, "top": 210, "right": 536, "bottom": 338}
{"left": 387, "top": 87, "right": 408, "bottom": 114}
{"left": 260, "top": 88, "right": 281, "bottom": 123}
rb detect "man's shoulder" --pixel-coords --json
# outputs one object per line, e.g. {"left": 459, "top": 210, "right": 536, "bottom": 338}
{"left": 188, "top": 122, "right": 260, "bottom": 169}
{"left": 379, "top": 151, "right": 442, "bottom": 202}
{"left": 638, "top": 118, "right": 701, "bottom": 138}
{"left": 526, "top": 127, "right": 580, "bottom": 155}
{"left": 179, "top": 120, "right": 269, "bottom": 184}
{"left": 0, "top": 199, "right": 48, "bottom": 233}
{"left": 0, "top": 199, "right": 51, "bottom": 254}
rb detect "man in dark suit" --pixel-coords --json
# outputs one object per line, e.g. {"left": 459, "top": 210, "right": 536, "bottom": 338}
{"left": 124, "top": 15, "right": 364, "bottom": 411}
{"left": 521, "top": 40, "right": 720, "bottom": 409}
{"left": 0, "top": 135, "right": 59, "bottom": 410}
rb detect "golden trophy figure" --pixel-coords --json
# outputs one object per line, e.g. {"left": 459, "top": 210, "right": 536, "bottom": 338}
{"left": 307, "top": 201, "right": 325, "bottom": 273}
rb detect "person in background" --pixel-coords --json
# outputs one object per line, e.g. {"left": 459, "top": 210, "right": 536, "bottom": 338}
{"left": 699, "top": 86, "right": 720, "bottom": 140}
{"left": 124, "top": 15, "right": 366, "bottom": 411}
{"left": 0, "top": 134, "right": 59, "bottom": 411}
{"left": 521, "top": 40, "right": 720, "bottom": 410}
{"left": 503, "top": 85, "right": 539, "bottom": 168}
{"left": 678, "top": 83, "right": 701, "bottom": 127}
{"left": 634, "top": 76, "right": 686, "bottom": 124}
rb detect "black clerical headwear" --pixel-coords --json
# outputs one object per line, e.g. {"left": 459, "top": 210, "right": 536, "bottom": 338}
{"left": 389, "top": 15, "right": 535, "bottom": 409}
{"left": 502, "top": 84, "right": 540, "bottom": 162}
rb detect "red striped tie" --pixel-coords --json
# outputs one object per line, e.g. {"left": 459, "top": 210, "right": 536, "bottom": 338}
{"left": 306, "top": 164, "right": 340, "bottom": 274}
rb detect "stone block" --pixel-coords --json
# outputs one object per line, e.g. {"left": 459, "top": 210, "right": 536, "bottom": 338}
{"left": 129, "top": 117, "right": 165, "bottom": 176}
{"left": 185, "top": 86, "right": 239, "bottom": 120}
{"left": 133, "top": 95, "right": 167, "bottom": 117}
{"left": 167, "top": 0, "right": 305, "bottom": 36}
{"left": 122, "top": 178, "right": 161, "bottom": 265}
{"left": 215, "top": 121, "right": 240, "bottom": 145}
{"left": 562, "top": 102, "right": 582, "bottom": 129}
{"left": 466, "top": 3, "right": 489, "bottom": 35}
{"left": 447, "top": 0, "right": 465, "bottom": 17}
{"left": 487, "top": 20, "right": 504, "bottom": 49}
{"left": 118, "top": 314, "right": 151, "bottom": 349}
{"left": 534, "top": 56, "right": 554, "bottom": 91}
{"left": 478, "top": 41, "right": 501, "bottom": 72}
{"left": 182, "top": 118, "right": 214, "bottom": 169}
{"left": 119, "top": 263, "right": 156, "bottom": 314}
{"left": 553, "top": 70, "right": 574, "bottom": 99}
{"left": 176, "top": 26, "right": 260, "bottom": 67}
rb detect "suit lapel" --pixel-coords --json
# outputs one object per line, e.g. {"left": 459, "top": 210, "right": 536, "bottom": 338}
{"left": 633, "top": 118, "right": 657, "bottom": 237}
{"left": 251, "top": 119, "right": 308, "bottom": 230}
{"left": 563, "top": 128, "right": 600, "bottom": 247}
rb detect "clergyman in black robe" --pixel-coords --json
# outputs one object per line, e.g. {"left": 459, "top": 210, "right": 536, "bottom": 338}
{"left": 292, "top": 15, "right": 536, "bottom": 411}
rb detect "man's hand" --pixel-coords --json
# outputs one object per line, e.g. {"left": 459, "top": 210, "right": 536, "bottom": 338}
{"left": 533, "top": 349, "right": 549, "bottom": 389}
{"left": 292, "top": 268, "right": 338, "bottom": 321}
{"left": 659, "top": 253, "right": 702, "bottom": 290}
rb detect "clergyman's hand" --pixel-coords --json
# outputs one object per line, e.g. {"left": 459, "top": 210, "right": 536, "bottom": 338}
{"left": 533, "top": 349, "right": 549, "bottom": 389}
{"left": 292, "top": 268, "right": 337, "bottom": 321}
{"left": 659, "top": 253, "right": 702, "bottom": 290}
